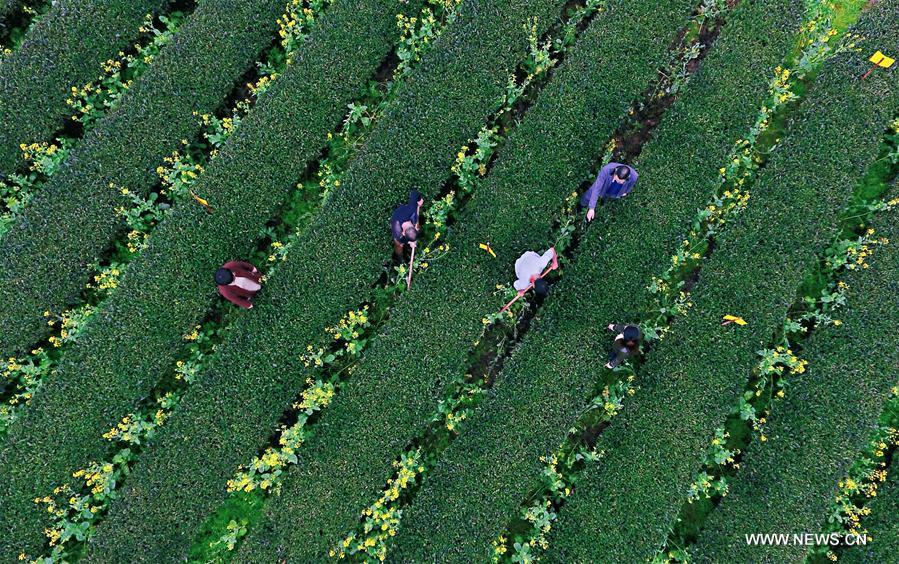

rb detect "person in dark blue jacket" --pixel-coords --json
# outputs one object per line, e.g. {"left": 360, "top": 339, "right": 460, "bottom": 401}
{"left": 580, "top": 163, "right": 639, "bottom": 222}
{"left": 391, "top": 189, "right": 424, "bottom": 260}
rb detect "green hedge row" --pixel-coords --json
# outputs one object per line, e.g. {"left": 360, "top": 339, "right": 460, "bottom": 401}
{"left": 236, "top": 0, "right": 701, "bottom": 560}
{"left": 545, "top": 3, "right": 899, "bottom": 561}
{"left": 0, "top": 0, "right": 168, "bottom": 170}
{"left": 690, "top": 202, "right": 899, "bottom": 561}
{"left": 389, "top": 0, "right": 805, "bottom": 560}
{"left": 0, "top": 0, "right": 410, "bottom": 557}
{"left": 81, "top": 0, "right": 572, "bottom": 561}
{"left": 0, "top": 0, "right": 284, "bottom": 359}
{"left": 841, "top": 463, "right": 899, "bottom": 563}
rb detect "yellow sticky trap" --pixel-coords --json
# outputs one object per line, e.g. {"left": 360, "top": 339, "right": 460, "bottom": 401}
{"left": 722, "top": 314, "right": 747, "bottom": 326}
{"left": 479, "top": 243, "right": 496, "bottom": 258}
{"left": 870, "top": 51, "right": 895, "bottom": 68}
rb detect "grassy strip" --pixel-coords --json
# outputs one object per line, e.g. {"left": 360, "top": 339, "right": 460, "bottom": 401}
{"left": 689, "top": 200, "right": 899, "bottom": 562}
{"left": 0, "top": 0, "right": 169, "bottom": 170}
{"left": 388, "top": 0, "right": 806, "bottom": 560}
{"left": 0, "top": 0, "right": 284, "bottom": 359}
{"left": 543, "top": 3, "right": 899, "bottom": 561}
{"left": 79, "top": 0, "right": 572, "bottom": 560}
{"left": 840, "top": 460, "right": 899, "bottom": 563}
{"left": 240, "top": 0, "right": 710, "bottom": 561}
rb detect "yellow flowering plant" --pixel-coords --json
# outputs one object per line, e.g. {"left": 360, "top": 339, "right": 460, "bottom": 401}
{"left": 67, "top": 12, "right": 187, "bottom": 129}
{"left": 811, "top": 395, "right": 898, "bottom": 561}
{"left": 0, "top": 140, "right": 72, "bottom": 237}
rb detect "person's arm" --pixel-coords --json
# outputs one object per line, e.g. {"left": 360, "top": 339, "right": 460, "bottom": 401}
{"left": 609, "top": 323, "right": 627, "bottom": 332}
{"left": 234, "top": 260, "right": 260, "bottom": 276}
{"left": 391, "top": 217, "right": 404, "bottom": 241}
{"left": 586, "top": 174, "right": 603, "bottom": 211}
{"left": 220, "top": 286, "right": 253, "bottom": 309}
{"left": 621, "top": 169, "right": 638, "bottom": 197}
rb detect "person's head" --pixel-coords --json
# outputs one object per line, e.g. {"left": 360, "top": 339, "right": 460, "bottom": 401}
{"left": 214, "top": 267, "right": 234, "bottom": 285}
{"left": 623, "top": 325, "right": 640, "bottom": 346}
{"left": 613, "top": 165, "right": 631, "bottom": 183}
{"left": 534, "top": 278, "right": 549, "bottom": 296}
{"left": 403, "top": 225, "right": 419, "bottom": 243}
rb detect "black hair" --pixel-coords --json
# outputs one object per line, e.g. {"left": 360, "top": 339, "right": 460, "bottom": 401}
{"left": 409, "top": 189, "right": 423, "bottom": 204}
{"left": 404, "top": 226, "right": 419, "bottom": 243}
{"left": 214, "top": 267, "right": 234, "bottom": 285}
{"left": 534, "top": 278, "right": 549, "bottom": 296}
{"left": 623, "top": 325, "right": 640, "bottom": 342}
{"left": 614, "top": 165, "right": 631, "bottom": 180}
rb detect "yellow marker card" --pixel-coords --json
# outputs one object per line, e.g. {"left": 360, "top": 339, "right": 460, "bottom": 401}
{"left": 479, "top": 243, "right": 496, "bottom": 258}
{"left": 722, "top": 314, "right": 747, "bottom": 326}
{"left": 870, "top": 51, "right": 895, "bottom": 68}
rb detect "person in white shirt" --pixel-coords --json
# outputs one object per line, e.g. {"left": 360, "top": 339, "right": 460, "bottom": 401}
{"left": 513, "top": 247, "right": 559, "bottom": 297}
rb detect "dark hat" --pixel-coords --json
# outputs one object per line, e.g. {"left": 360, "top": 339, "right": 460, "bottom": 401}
{"left": 623, "top": 325, "right": 641, "bottom": 341}
{"left": 534, "top": 278, "right": 549, "bottom": 296}
{"left": 614, "top": 165, "right": 631, "bottom": 180}
{"left": 214, "top": 267, "right": 234, "bottom": 285}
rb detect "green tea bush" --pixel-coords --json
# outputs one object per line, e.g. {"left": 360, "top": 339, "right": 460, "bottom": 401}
{"left": 393, "top": 0, "right": 808, "bottom": 559}
{"left": 79, "top": 0, "right": 574, "bottom": 561}
{"left": 0, "top": 0, "right": 290, "bottom": 555}
{"left": 0, "top": 0, "right": 168, "bottom": 170}
{"left": 840, "top": 468, "right": 899, "bottom": 563}
{"left": 692, "top": 207, "right": 899, "bottom": 560}
{"left": 0, "top": 0, "right": 285, "bottom": 358}
{"left": 547, "top": 2, "right": 899, "bottom": 561}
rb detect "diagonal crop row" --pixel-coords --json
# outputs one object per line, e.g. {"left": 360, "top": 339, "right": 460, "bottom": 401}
{"left": 0, "top": 0, "right": 340, "bottom": 435}
{"left": 0, "top": 0, "right": 287, "bottom": 359}
{"left": 177, "top": 3, "right": 616, "bottom": 559}
{"left": 0, "top": 0, "right": 340, "bottom": 433}
{"left": 0, "top": 0, "right": 327, "bottom": 556}
{"left": 14, "top": 2, "right": 461, "bottom": 561}
{"left": 654, "top": 111, "right": 898, "bottom": 563}
{"left": 840, "top": 455, "right": 899, "bottom": 563}
{"left": 0, "top": 0, "right": 173, "bottom": 171}
{"left": 688, "top": 196, "right": 899, "bottom": 562}
{"left": 0, "top": 9, "right": 189, "bottom": 238}
{"left": 542, "top": 2, "right": 899, "bottom": 561}
{"left": 79, "top": 0, "right": 576, "bottom": 561}
{"left": 236, "top": 0, "right": 716, "bottom": 561}
{"left": 387, "top": 0, "right": 810, "bottom": 560}
{"left": 815, "top": 390, "right": 899, "bottom": 562}
{"left": 316, "top": 2, "right": 737, "bottom": 561}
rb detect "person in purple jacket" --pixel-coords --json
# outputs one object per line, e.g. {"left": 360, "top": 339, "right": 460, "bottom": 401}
{"left": 580, "top": 163, "right": 639, "bottom": 222}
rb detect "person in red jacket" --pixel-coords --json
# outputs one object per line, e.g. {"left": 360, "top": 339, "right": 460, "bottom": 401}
{"left": 215, "top": 260, "right": 261, "bottom": 309}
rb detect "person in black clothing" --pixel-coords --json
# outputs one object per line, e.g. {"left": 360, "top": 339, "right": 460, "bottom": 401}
{"left": 605, "top": 323, "right": 642, "bottom": 369}
{"left": 391, "top": 189, "right": 424, "bottom": 261}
